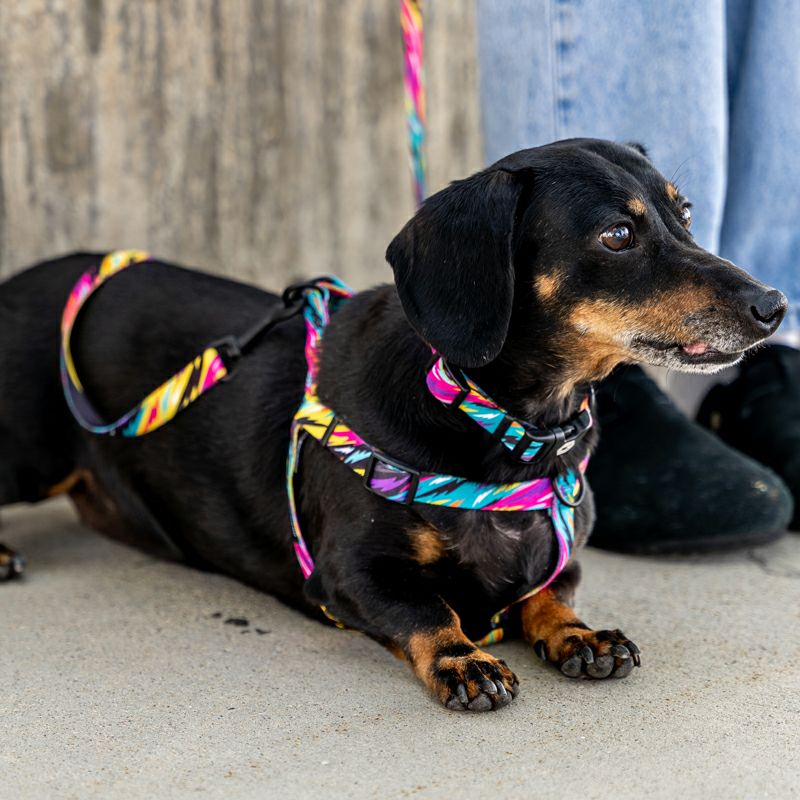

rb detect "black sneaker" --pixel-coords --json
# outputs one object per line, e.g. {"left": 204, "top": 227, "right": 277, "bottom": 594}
{"left": 698, "top": 344, "right": 800, "bottom": 530}
{"left": 587, "top": 365, "right": 792, "bottom": 554}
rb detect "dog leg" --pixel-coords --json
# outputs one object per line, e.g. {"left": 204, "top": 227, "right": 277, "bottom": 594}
{"left": 312, "top": 558, "right": 519, "bottom": 711}
{"left": 520, "top": 562, "right": 640, "bottom": 679}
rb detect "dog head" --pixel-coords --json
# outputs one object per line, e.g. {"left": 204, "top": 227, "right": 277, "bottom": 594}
{"left": 387, "top": 139, "right": 787, "bottom": 394}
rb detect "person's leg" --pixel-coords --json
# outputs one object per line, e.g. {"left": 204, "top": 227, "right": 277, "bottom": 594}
{"left": 695, "top": 0, "right": 800, "bottom": 527}
{"left": 720, "top": 0, "right": 800, "bottom": 333}
{"left": 477, "top": 0, "right": 728, "bottom": 251}
{"left": 476, "top": 0, "right": 793, "bottom": 552}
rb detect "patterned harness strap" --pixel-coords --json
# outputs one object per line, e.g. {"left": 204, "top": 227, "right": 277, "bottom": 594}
{"left": 61, "top": 251, "right": 230, "bottom": 437}
{"left": 286, "top": 280, "right": 589, "bottom": 644}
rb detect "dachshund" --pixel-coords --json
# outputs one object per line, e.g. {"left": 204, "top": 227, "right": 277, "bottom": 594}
{"left": 0, "top": 139, "right": 786, "bottom": 710}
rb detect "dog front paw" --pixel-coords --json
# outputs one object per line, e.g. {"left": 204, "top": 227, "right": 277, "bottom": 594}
{"left": 409, "top": 631, "right": 519, "bottom": 711}
{"left": 437, "top": 648, "right": 520, "bottom": 711}
{"left": 534, "top": 628, "right": 640, "bottom": 680}
{"left": 0, "top": 544, "right": 26, "bottom": 581}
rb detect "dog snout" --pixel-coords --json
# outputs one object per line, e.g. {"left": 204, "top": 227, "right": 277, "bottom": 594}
{"left": 746, "top": 287, "right": 788, "bottom": 336}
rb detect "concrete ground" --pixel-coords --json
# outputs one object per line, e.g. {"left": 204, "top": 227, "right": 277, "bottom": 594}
{"left": 1, "top": 499, "right": 798, "bottom": 800}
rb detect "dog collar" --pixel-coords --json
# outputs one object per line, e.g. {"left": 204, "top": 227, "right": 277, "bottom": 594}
{"left": 427, "top": 358, "right": 594, "bottom": 462}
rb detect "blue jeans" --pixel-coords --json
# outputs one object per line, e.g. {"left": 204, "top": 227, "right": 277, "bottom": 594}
{"left": 477, "top": 0, "right": 800, "bottom": 329}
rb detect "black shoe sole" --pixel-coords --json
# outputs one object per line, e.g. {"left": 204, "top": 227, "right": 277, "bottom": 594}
{"left": 589, "top": 526, "right": 788, "bottom": 556}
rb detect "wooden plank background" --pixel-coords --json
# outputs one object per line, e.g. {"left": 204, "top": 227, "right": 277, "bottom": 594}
{"left": 0, "top": 0, "right": 482, "bottom": 288}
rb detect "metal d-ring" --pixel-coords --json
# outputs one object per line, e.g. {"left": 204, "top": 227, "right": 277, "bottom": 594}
{"left": 553, "top": 472, "right": 586, "bottom": 508}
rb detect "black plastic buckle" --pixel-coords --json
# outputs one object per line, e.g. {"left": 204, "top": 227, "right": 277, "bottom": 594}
{"left": 514, "top": 397, "right": 594, "bottom": 463}
{"left": 210, "top": 335, "right": 243, "bottom": 379}
{"left": 362, "top": 451, "right": 421, "bottom": 505}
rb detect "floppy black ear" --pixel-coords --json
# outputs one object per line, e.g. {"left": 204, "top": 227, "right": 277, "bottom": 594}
{"left": 386, "top": 168, "right": 527, "bottom": 368}
{"left": 626, "top": 141, "right": 649, "bottom": 159}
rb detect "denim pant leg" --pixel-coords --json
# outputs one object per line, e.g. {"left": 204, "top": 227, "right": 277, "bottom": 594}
{"left": 476, "top": 0, "right": 728, "bottom": 252}
{"left": 721, "top": 0, "right": 800, "bottom": 327}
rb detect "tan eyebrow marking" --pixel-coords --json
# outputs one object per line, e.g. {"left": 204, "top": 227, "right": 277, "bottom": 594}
{"left": 535, "top": 272, "right": 562, "bottom": 300}
{"left": 665, "top": 182, "right": 680, "bottom": 202}
{"left": 627, "top": 197, "right": 647, "bottom": 216}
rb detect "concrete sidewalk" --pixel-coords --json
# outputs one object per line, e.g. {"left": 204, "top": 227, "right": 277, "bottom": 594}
{"left": 2, "top": 499, "right": 798, "bottom": 800}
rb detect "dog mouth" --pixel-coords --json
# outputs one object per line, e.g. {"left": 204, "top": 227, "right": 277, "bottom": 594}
{"left": 632, "top": 337, "right": 745, "bottom": 367}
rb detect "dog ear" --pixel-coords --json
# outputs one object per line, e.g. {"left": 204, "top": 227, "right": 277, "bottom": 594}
{"left": 626, "top": 141, "right": 649, "bottom": 159}
{"left": 386, "top": 169, "right": 527, "bottom": 368}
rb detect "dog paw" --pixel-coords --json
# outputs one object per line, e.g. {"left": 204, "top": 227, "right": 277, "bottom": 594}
{"left": 0, "top": 544, "right": 26, "bottom": 581}
{"left": 433, "top": 648, "right": 519, "bottom": 711}
{"left": 533, "top": 628, "right": 640, "bottom": 680}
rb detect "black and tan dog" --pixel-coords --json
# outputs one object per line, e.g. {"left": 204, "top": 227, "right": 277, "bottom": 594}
{"left": 0, "top": 139, "right": 786, "bottom": 710}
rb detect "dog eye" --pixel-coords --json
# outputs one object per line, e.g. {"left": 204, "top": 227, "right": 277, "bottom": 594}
{"left": 680, "top": 204, "right": 692, "bottom": 229}
{"left": 599, "top": 224, "right": 634, "bottom": 251}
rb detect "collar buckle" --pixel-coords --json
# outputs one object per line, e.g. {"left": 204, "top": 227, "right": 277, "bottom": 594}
{"left": 515, "top": 401, "right": 594, "bottom": 463}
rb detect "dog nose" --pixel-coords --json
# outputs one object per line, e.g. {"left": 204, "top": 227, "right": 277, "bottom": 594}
{"left": 750, "top": 288, "right": 788, "bottom": 334}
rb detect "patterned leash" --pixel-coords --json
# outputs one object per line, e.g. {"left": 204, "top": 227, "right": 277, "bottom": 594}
{"left": 401, "top": 0, "right": 426, "bottom": 205}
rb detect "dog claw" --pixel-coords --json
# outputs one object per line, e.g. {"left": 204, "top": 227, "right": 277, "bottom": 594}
{"left": 480, "top": 679, "right": 498, "bottom": 694}
{"left": 611, "top": 644, "right": 631, "bottom": 660}
{"left": 456, "top": 683, "right": 469, "bottom": 706}
{"left": 533, "top": 640, "right": 548, "bottom": 661}
{"left": 494, "top": 681, "right": 510, "bottom": 705}
{"left": 580, "top": 645, "right": 594, "bottom": 664}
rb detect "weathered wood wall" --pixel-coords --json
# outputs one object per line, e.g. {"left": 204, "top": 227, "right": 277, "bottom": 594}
{"left": 0, "top": 0, "right": 481, "bottom": 288}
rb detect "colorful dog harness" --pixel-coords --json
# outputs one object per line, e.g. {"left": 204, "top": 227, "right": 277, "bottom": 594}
{"left": 287, "top": 279, "right": 591, "bottom": 644}
{"left": 61, "top": 254, "right": 592, "bottom": 646}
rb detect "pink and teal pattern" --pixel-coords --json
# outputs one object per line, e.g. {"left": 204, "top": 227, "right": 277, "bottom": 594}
{"left": 61, "top": 250, "right": 229, "bottom": 437}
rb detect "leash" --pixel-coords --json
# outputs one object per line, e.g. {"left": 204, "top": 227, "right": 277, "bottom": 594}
{"left": 401, "top": 0, "right": 426, "bottom": 205}
{"left": 61, "top": 251, "right": 305, "bottom": 437}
